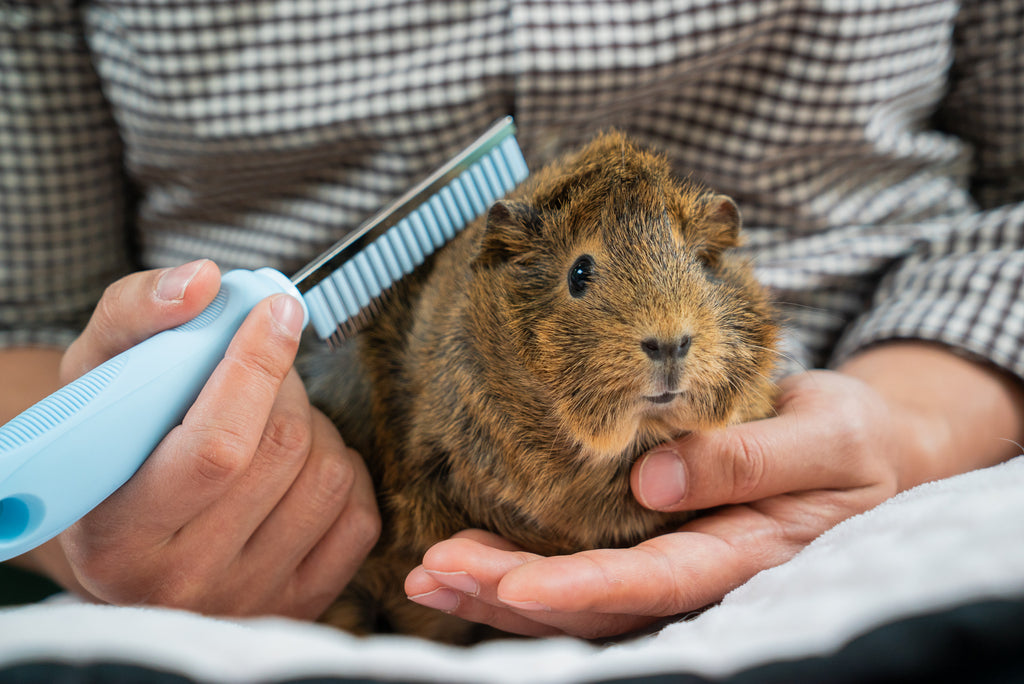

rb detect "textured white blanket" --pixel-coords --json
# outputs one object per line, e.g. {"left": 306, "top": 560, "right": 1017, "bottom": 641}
{"left": 2, "top": 456, "right": 1023, "bottom": 683}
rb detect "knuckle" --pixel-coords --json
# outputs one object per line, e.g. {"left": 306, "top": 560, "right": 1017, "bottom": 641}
{"left": 349, "top": 498, "right": 383, "bottom": 553}
{"left": 63, "top": 272, "right": 157, "bottom": 379}
{"left": 638, "top": 544, "right": 694, "bottom": 616}
{"left": 63, "top": 538, "right": 152, "bottom": 605}
{"left": 829, "top": 393, "right": 882, "bottom": 473}
{"left": 81, "top": 288, "right": 123, "bottom": 352}
{"left": 64, "top": 519, "right": 126, "bottom": 578}
{"left": 142, "top": 554, "right": 229, "bottom": 611}
{"left": 315, "top": 452, "right": 381, "bottom": 552}
{"left": 95, "top": 279, "right": 129, "bottom": 324}
{"left": 66, "top": 544, "right": 122, "bottom": 591}
{"left": 225, "top": 334, "right": 293, "bottom": 387}
{"left": 728, "top": 432, "right": 768, "bottom": 501}
{"left": 302, "top": 452, "right": 354, "bottom": 515}
{"left": 836, "top": 419, "right": 871, "bottom": 464}
{"left": 189, "top": 431, "right": 251, "bottom": 487}
{"left": 90, "top": 276, "right": 141, "bottom": 341}
{"left": 318, "top": 449, "right": 357, "bottom": 496}
{"left": 260, "top": 407, "right": 313, "bottom": 462}
{"left": 336, "top": 459, "right": 382, "bottom": 551}
{"left": 146, "top": 574, "right": 202, "bottom": 610}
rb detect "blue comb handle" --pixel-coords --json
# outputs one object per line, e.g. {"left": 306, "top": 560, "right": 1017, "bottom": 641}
{"left": 0, "top": 268, "right": 307, "bottom": 561}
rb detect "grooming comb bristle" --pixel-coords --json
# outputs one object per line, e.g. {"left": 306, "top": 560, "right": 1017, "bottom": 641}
{"left": 293, "top": 120, "right": 528, "bottom": 348}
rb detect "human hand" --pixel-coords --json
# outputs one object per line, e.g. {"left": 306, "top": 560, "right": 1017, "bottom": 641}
{"left": 31, "top": 260, "right": 380, "bottom": 619}
{"left": 406, "top": 347, "right": 1024, "bottom": 638}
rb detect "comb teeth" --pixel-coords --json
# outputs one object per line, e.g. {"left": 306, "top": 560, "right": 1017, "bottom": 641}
{"left": 299, "top": 121, "right": 529, "bottom": 348}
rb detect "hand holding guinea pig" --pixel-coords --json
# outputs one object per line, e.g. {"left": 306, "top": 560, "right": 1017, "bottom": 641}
{"left": 405, "top": 368, "right": 901, "bottom": 638}
{"left": 406, "top": 299, "right": 1024, "bottom": 640}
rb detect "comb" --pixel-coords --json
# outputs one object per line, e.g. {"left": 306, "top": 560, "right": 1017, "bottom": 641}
{"left": 0, "top": 117, "right": 528, "bottom": 561}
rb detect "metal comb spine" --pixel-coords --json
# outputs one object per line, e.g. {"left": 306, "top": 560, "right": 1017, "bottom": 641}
{"left": 292, "top": 117, "right": 529, "bottom": 347}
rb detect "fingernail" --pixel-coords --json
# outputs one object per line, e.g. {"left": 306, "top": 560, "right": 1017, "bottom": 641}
{"left": 270, "top": 294, "right": 304, "bottom": 338}
{"left": 155, "top": 260, "right": 207, "bottom": 302}
{"left": 499, "top": 598, "right": 550, "bottom": 612}
{"left": 637, "top": 447, "right": 687, "bottom": 510}
{"left": 408, "top": 588, "right": 460, "bottom": 613}
{"left": 424, "top": 570, "right": 479, "bottom": 596}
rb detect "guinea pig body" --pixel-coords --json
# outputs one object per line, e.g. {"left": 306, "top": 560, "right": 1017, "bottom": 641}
{"left": 300, "top": 131, "right": 778, "bottom": 643}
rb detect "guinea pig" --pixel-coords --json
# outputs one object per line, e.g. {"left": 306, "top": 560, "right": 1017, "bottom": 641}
{"left": 299, "top": 130, "right": 779, "bottom": 643}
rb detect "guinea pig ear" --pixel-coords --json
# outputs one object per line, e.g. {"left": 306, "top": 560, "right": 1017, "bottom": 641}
{"left": 474, "top": 199, "right": 543, "bottom": 268}
{"left": 696, "top": 194, "right": 742, "bottom": 265}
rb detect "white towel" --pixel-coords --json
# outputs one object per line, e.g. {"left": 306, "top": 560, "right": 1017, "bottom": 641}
{"left": 2, "top": 456, "right": 1023, "bottom": 683}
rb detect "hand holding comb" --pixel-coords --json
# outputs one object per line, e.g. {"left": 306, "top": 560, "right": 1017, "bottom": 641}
{"left": 0, "top": 117, "right": 528, "bottom": 561}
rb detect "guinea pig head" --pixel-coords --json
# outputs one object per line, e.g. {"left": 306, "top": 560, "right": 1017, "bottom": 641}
{"left": 471, "top": 133, "right": 777, "bottom": 460}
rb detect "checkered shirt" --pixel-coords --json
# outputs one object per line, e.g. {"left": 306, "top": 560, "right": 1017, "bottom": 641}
{"left": 2, "top": 0, "right": 1023, "bottom": 380}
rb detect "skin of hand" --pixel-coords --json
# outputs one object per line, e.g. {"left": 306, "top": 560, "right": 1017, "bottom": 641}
{"left": 405, "top": 342, "right": 1024, "bottom": 639}
{"left": 3, "top": 259, "right": 381, "bottom": 619}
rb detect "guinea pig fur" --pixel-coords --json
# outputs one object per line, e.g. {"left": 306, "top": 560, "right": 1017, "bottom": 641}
{"left": 299, "top": 130, "right": 779, "bottom": 643}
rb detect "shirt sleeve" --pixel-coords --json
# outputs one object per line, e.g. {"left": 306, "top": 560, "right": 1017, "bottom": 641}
{"left": 0, "top": 2, "right": 135, "bottom": 351}
{"left": 830, "top": 1, "right": 1024, "bottom": 379}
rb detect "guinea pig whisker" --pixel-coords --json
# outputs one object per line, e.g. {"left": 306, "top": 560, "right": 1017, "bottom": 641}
{"left": 749, "top": 343, "right": 808, "bottom": 375}
{"left": 773, "top": 299, "right": 846, "bottom": 324}
{"left": 742, "top": 369, "right": 782, "bottom": 419}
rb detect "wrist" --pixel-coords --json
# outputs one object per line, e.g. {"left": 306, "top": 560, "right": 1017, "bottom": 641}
{"left": 838, "top": 340, "right": 1024, "bottom": 490}
{"left": 0, "top": 347, "right": 64, "bottom": 424}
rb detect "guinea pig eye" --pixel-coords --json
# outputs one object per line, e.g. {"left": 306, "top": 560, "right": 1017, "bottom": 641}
{"left": 568, "top": 255, "right": 595, "bottom": 298}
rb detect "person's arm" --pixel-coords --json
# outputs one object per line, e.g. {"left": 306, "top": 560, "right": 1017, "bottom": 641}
{"left": 0, "top": 349, "right": 63, "bottom": 423}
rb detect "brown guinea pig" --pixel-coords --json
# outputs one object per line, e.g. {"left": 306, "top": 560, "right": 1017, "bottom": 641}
{"left": 299, "top": 130, "right": 779, "bottom": 644}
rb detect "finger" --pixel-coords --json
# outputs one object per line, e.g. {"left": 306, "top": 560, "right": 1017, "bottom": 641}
{"left": 417, "top": 584, "right": 651, "bottom": 640}
{"left": 408, "top": 535, "right": 655, "bottom": 639}
{"left": 407, "top": 538, "right": 563, "bottom": 637}
{"left": 230, "top": 406, "right": 378, "bottom": 619}
{"left": 115, "top": 293, "right": 305, "bottom": 535}
{"left": 182, "top": 370, "right": 314, "bottom": 550}
{"left": 451, "top": 528, "right": 526, "bottom": 551}
{"left": 242, "top": 407, "right": 371, "bottom": 585}
{"left": 632, "top": 371, "right": 882, "bottom": 511}
{"left": 494, "top": 535, "right": 737, "bottom": 622}
{"left": 498, "top": 500, "right": 825, "bottom": 620}
{"left": 63, "top": 260, "right": 220, "bottom": 380}
{"left": 415, "top": 533, "right": 538, "bottom": 604}
{"left": 405, "top": 570, "right": 566, "bottom": 638}
{"left": 290, "top": 436, "right": 381, "bottom": 619}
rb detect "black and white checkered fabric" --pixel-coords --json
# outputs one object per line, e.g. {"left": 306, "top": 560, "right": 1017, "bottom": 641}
{"left": 2, "top": 0, "right": 1023, "bottom": 379}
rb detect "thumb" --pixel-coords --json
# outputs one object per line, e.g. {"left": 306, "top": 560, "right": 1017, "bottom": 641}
{"left": 631, "top": 426, "right": 781, "bottom": 512}
{"left": 630, "top": 371, "right": 875, "bottom": 512}
{"left": 61, "top": 260, "right": 221, "bottom": 382}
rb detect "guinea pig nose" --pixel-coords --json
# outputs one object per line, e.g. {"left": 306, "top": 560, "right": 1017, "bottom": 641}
{"left": 641, "top": 336, "right": 692, "bottom": 361}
